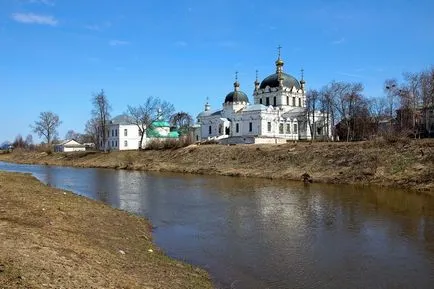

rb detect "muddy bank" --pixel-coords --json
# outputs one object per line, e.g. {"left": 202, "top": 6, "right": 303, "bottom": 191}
{"left": 1, "top": 140, "right": 433, "bottom": 193}
{"left": 0, "top": 172, "right": 212, "bottom": 289}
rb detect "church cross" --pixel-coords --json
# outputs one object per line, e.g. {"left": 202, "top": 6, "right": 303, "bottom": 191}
{"left": 277, "top": 45, "right": 282, "bottom": 58}
{"left": 235, "top": 71, "right": 238, "bottom": 81}
{"left": 301, "top": 68, "right": 304, "bottom": 80}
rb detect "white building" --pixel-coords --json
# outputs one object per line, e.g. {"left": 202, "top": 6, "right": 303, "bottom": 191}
{"left": 101, "top": 115, "right": 142, "bottom": 151}
{"left": 196, "top": 51, "right": 331, "bottom": 144}
{"left": 100, "top": 114, "right": 180, "bottom": 151}
{"left": 54, "top": 139, "right": 86, "bottom": 152}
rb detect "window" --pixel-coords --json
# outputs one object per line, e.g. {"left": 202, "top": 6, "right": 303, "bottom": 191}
{"left": 266, "top": 97, "right": 270, "bottom": 106}
{"left": 293, "top": 124, "right": 298, "bottom": 134}
{"left": 139, "top": 129, "right": 142, "bottom": 136}
{"left": 124, "top": 140, "right": 128, "bottom": 147}
{"left": 111, "top": 140, "right": 114, "bottom": 147}
{"left": 286, "top": 124, "right": 291, "bottom": 134}
{"left": 208, "top": 125, "right": 212, "bottom": 135}
{"left": 267, "top": 122, "right": 272, "bottom": 132}
{"left": 273, "top": 97, "right": 276, "bottom": 106}
{"left": 293, "top": 97, "right": 296, "bottom": 106}
{"left": 115, "top": 129, "right": 118, "bottom": 137}
{"left": 124, "top": 129, "right": 128, "bottom": 136}
{"left": 279, "top": 123, "right": 284, "bottom": 134}
{"left": 112, "top": 129, "right": 114, "bottom": 137}
{"left": 138, "top": 141, "right": 141, "bottom": 148}
{"left": 299, "top": 98, "right": 301, "bottom": 107}
{"left": 249, "top": 122, "right": 252, "bottom": 132}
{"left": 260, "top": 98, "right": 263, "bottom": 104}
{"left": 115, "top": 140, "right": 118, "bottom": 147}
{"left": 286, "top": 96, "right": 289, "bottom": 105}
{"left": 236, "top": 123, "right": 239, "bottom": 133}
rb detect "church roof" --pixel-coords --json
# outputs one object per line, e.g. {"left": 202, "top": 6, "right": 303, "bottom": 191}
{"left": 259, "top": 72, "right": 301, "bottom": 90}
{"left": 224, "top": 90, "right": 249, "bottom": 103}
{"left": 152, "top": 121, "right": 170, "bottom": 127}
{"left": 242, "top": 104, "right": 268, "bottom": 112}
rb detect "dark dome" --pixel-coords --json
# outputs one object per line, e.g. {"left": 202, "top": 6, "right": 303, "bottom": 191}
{"left": 224, "top": 91, "right": 249, "bottom": 103}
{"left": 259, "top": 72, "right": 301, "bottom": 90}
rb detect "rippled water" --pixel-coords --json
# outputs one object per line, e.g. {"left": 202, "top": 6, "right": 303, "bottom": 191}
{"left": 1, "top": 161, "right": 434, "bottom": 288}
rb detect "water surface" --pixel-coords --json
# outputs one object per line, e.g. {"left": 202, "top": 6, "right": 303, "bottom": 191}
{"left": 1, "top": 161, "right": 434, "bottom": 288}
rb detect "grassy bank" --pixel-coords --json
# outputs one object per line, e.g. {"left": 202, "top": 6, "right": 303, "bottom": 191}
{"left": 0, "top": 139, "right": 433, "bottom": 193}
{"left": 0, "top": 172, "right": 212, "bottom": 289}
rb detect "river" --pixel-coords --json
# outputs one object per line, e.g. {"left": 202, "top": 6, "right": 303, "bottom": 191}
{"left": 1, "top": 161, "right": 434, "bottom": 288}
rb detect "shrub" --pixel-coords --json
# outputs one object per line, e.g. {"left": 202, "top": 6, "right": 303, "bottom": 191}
{"left": 144, "top": 138, "right": 192, "bottom": 150}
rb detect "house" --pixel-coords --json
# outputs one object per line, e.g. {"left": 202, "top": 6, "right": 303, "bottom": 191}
{"left": 101, "top": 113, "right": 180, "bottom": 151}
{"left": 54, "top": 139, "right": 86, "bottom": 152}
{"left": 196, "top": 49, "right": 331, "bottom": 144}
{"left": 102, "top": 115, "right": 142, "bottom": 151}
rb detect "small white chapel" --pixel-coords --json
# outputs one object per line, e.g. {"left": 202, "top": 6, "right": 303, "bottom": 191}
{"left": 195, "top": 48, "right": 331, "bottom": 144}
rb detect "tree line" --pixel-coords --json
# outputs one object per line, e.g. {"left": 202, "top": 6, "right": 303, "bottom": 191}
{"left": 306, "top": 66, "right": 434, "bottom": 141}
{"left": 22, "top": 90, "right": 193, "bottom": 150}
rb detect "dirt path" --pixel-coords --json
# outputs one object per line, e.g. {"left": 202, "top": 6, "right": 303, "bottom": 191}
{"left": 0, "top": 172, "right": 212, "bottom": 289}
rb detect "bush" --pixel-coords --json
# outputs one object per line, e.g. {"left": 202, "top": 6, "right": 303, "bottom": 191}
{"left": 144, "top": 138, "right": 192, "bottom": 150}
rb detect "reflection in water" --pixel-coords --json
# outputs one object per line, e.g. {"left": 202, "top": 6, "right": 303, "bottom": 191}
{"left": 1, "top": 162, "right": 434, "bottom": 288}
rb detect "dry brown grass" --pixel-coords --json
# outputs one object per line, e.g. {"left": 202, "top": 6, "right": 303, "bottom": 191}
{"left": 1, "top": 139, "right": 433, "bottom": 193}
{"left": 0, "top": 172, "right": 212, "bottom": 289}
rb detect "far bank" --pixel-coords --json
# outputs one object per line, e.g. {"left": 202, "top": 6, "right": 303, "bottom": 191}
{"left": 0, "top": 140, "right": 433, "bottom": 194}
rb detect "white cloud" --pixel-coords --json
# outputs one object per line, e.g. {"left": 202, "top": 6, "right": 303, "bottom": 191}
{"left": 109, "top": 40, "right": 130, "bottom": 46}
{"left": 11, "top": 13, "right": 58, "bottom": 26}
{"left": 331, "top": 37, "right": 345, "bottom": 45}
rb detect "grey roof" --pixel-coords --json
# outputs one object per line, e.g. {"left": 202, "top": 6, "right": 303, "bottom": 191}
{"left": 260, "top": 72, "right": 301, "bottom": 90}
{"left": 282, "top": 107, "right": 307, "bottom": 118}
{"left": 110, "top": 114, "right": 133, "bottom": 125}
{"left": 242, "top": 104, "right": 268, "bottom": 112}
{"left": 197, "top": 109, "right": 222, "bottom": 118}
{"left": 224, "top": 91, "right": 249, "bottom": 103}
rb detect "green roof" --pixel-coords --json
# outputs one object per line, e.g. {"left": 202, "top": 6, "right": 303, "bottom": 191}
{"left": 152, "top": 121, "right": 170, "bottom": 127}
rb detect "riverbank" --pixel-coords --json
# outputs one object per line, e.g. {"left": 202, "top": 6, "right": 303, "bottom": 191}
{"left": 1, "top": 139, "right": 433, "bottom": 193}
{"left": 0, "top": 172, "right": 212, "bottom": 289}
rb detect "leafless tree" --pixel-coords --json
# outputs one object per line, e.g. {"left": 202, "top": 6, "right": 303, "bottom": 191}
{"left": 384, "top": 78, "right": 399, "bottom": 119}
{"left": 170, "top": 112, "right": 193, "bottom": 136}
{"left": 306, "top": 89, "right": 320, "bottom": 140}
{"left": 91, "top": 89, "right": 111, "bottom": 151}
{"left": 126, "top": 96, "right": 175, "bottom": 149}
{"left": 31, "top": 111, "right": 62, "bottom": 145}
{"left": 327, "top": 81, "right": 364, "bottom": 141}
{"left": 65, "top": 130, "right": 80, "bottom": 140}
{"left": 319, "top": 86, "right": 337, "bottom": 140}
{"left": 25, "top": 134, "right": 33, "bottom": 146}
{"left": 83, "top": 118, "right": 99, "bottom": 147}
{"left": 13, "top": 134, "right": 26, "bottom": 148}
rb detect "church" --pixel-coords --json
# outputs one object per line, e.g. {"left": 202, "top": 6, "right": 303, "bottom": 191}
{"left": 195, "top": 49, "right": 331, "bottom": 144}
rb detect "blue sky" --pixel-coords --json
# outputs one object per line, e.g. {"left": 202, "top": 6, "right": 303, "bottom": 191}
{"left": 1, "top": 0, "right": 434, "bottom": 142}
